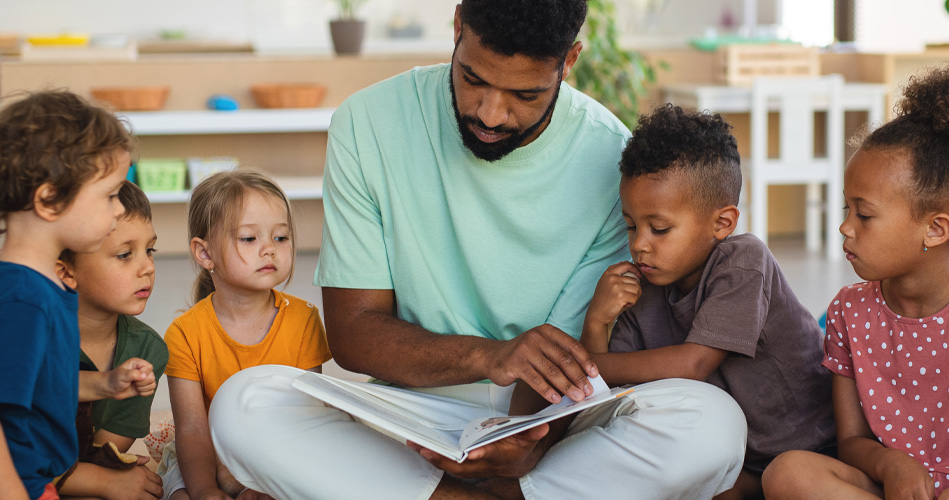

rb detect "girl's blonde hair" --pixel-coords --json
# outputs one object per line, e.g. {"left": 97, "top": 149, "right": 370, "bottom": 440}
{"left": 187, "top": 169, "right": 296, "bottom": 304}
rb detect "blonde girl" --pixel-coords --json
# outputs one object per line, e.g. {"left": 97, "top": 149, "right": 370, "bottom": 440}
{"left": 763, "top": 67, "right": 949, "bottom": 500}
{"left": 160, "top": 170, "right": 331, "bottom": 500}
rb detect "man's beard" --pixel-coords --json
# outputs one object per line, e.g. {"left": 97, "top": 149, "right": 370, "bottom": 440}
{"left": 449, "top": 66, "right": 561, "bottom": 162}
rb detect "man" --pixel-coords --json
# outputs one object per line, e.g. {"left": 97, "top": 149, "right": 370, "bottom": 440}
{"left": 210, "top": 1, "right": 746, "bottom": 499}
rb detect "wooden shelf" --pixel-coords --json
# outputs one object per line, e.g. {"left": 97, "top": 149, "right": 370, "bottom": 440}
{"left": 145, "top": 175, "right": 323, "bottom": 204}
{"left": 119, "top": 108, "right": 335, "bottom": 135}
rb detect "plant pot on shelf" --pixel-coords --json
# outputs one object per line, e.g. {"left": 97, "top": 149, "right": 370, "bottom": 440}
{"left": 329, "top": 19, "right": 366, "bottom": 55}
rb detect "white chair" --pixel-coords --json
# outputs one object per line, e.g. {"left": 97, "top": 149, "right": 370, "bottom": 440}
{"left": 742, "top": 74, "right": 845, "bottom": 260}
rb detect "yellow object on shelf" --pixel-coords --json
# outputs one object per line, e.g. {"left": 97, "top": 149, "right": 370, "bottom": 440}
{"left": 26, "top": 34, "right": 89, "bottom": 46}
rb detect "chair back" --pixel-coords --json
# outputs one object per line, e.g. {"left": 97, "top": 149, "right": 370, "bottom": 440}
{"left": 750, "top": 74, "right": 845, "bottom": 184}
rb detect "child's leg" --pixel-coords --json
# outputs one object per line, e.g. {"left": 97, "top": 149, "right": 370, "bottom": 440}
{"left": 762, "top": 450, "right": 882, "bottom": 499}
{"left": 712, "top": 468, "right": 763, "bottom": 500}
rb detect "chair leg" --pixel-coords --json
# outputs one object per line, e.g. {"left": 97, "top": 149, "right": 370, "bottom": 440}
{"left": 806, "top": 183, "right": 822, "bottom": 252}
{"left": 826, "top": 177, "right": 844, "bottom": 260}
{"left": 736, "top": 179, "right": 750, "bottom": 235}
{"left": 751, "top": 178, "right": 768, "bottom": 245}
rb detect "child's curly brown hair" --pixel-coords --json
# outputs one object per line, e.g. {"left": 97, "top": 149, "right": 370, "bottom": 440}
{"left": 0, "top": 90, "right": 132, "bottom": 231}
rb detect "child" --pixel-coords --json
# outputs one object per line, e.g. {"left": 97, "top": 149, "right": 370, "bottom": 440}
{"left": 580, "top": 104, "right": 835, "bottom": 500}
{"left": 161, "top": 170, "right": 332, "bottom": 499}
{"left": 0, "top": 90, "right": 145, "bottom": 500}
{"left": 54, "top": 180, "right": 167, "bottom": 499}
{"left": 761, "top": 67, "right": 949, "bottom": 500}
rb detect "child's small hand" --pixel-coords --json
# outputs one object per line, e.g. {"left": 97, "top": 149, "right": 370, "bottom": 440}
{"left": 879, "top": 449, "right": 936, "bottom": 500}
{"left": 107, "top": 358, "right": 156, "bottom": 400}
{"left": 588, "top": 261, "right": 642, "bottom": 327}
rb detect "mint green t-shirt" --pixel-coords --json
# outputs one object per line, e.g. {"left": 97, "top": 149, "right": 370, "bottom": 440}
{"left": 316, "top": 64, "right": 630, "bottom": 341}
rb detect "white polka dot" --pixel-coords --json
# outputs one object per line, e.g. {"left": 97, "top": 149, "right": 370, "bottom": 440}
{"left": 845, "top": 302, "right": 851, "bottom": 307}
{"left": 866, "top": 322, "right": 872, "bottom": 329}
{"left": 921, "top": 367, "right": 927, "bottom": 375}
{"left": 938, "top": 317, "right": 945, "bottom": 324}
{"left": 886, "top": 424, "right": 893, "bottom": 431}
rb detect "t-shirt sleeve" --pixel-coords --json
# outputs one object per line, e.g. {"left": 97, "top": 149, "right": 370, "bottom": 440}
{"left": 608, "top": 308, "right": 648, "bottom": 353}
{"left": 686, "top": 267, "right": 768, "bottom": 358}
{"left": 546, "top": 199, "right": 629, "bottom": 339}
{"left": 822, "top": 295, "right": 854, "bottom": 377}
{"left": 315, "top": 103, "right": 393, "bottom": 290}
{"left": 0, "top": 303, "right": 46, "bottom": 408}
{"left": 163, "top": 320, "right": 201, "bottom": 383}
{"left": 297, "top": 307, "right": 333, "bottom": 369}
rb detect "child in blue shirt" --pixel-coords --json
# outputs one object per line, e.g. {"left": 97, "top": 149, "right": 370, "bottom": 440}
{"left": 0, "top": 91, "right": 153, "bottom": 500}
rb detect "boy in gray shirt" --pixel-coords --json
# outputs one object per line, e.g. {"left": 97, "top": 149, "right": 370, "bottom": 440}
{"left": 581, "top": 104, "right": 835, "bottom": 500}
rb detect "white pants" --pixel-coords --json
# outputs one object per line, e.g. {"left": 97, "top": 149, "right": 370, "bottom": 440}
{"left": 210, "top": 365, "right": 746, "bottom": 500}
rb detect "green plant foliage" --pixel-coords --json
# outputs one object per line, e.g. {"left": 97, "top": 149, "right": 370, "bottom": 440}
{"left": 334, "top": 0, "right": 367, "bottom": 20}
{"left": 570, "top": 0, "right": 663, "bottom": 128}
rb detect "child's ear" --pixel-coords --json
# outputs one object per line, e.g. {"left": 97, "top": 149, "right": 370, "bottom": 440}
{"left": 33, "top": 183, "right": 63, "bottom": 222}
{"left": 56, "top": 260, "right": 78, "bottom": 290}
{"left": 190, "top": 237, "right": 215, "bottom": 272}
{"left": 924, "top": 212, "right": 949, "bottom": 249}
{"left": 713, "top": 205, "right": 739, "bottom": 240}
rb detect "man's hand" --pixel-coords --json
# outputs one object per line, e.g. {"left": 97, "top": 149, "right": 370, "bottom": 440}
{"left": 106, "top": 358, "right": 156, "bottom": 400}
{"left": 486, "top": 324, "right": 597, "bottom": 404}
{"left": 407, "top": 424, "right": 550, "bottom": 479}
{"left": 235, "top": 489, "right": 276, "bottom": 500}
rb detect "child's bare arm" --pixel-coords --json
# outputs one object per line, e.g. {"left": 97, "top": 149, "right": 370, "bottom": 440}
{"left": 591, "top": 342, "right": 728, "bottom": 386}
{"left": 79, "top": 358, "right": 156, "bottom": 402}
{"left": 169, "top": 376, "right": 236, "bottom": 499}
{"left": 0, "top": 423, "right": 30, "bottom": 500}
{"left": 57, "top": 461, "right": 162, "bottom": 500}
{"left": 832, "top": 374, "right": 936, "bottom": 499}
{"left": 581, "top": 262, "right": 642, "bottom": 353}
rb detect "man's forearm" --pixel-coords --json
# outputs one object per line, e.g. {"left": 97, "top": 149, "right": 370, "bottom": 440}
{"left": 330, "top": 307, "right": 498, "bottom": 387}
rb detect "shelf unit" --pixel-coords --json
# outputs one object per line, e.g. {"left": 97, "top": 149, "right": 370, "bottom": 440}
{"left": 120, "top": 109, "right": 333, "bottom": 204}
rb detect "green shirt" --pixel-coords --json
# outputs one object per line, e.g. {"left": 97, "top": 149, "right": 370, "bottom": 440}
{"left": 316, "top": 64, "right": 630, "bottom": 341}
{"left": 79, "top": 315, "right": 168, "bottom": 439}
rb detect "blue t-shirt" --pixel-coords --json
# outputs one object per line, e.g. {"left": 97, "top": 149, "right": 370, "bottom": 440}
{"left": 0, "top": 261, "right": 79, "bottom": 499}
{"left": 316, "top": 64, "right": 630, "bottom": 341}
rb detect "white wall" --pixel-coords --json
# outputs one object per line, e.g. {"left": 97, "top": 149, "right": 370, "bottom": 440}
{"left": 0, "top": 0, "right": 458, "bottom": 52}
{"left": 854, "top": 0, "right": 949, "bottom": 53}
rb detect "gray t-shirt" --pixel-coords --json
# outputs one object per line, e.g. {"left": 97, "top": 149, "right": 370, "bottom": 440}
{"left": 610, "top": 233, "right": 835, "bottom": 471}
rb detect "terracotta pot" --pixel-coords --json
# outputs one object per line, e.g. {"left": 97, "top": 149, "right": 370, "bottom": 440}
{"left": 329, "top": 19, "right": 366, "bottom": 55}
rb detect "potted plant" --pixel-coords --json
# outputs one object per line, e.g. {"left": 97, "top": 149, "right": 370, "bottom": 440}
{"left": 330, "top": 0, "right": 368, "bottom": 55}
{"left": 570, "top": 0, "right": 663, "bottom": 128}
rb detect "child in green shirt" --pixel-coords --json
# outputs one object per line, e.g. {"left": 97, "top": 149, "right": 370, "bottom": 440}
{"left": 56, "top": 181, "right": 168, "bottom": 499}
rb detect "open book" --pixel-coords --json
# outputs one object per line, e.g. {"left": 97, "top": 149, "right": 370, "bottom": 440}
{"left": 291, "top": 372, "right": 634, "bottom": 463}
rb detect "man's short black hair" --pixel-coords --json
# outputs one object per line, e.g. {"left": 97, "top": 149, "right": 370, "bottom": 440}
{"left": 458, "top": 0, "right": 587, "bottom": 60}
{"left": 620, "top": 103, "right": 742, "bottom": 210}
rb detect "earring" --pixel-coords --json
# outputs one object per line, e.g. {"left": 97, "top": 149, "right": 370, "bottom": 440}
{"left": 209, "top": 268, "right": 215, "bottom": 274}
{"left": 924, "top": 244, "right": 929, "bottom": 252}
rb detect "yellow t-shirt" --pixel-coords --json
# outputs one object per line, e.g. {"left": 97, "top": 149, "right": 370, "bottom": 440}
{"left": 164, "top": 289, "right": 331, "bottom": 409}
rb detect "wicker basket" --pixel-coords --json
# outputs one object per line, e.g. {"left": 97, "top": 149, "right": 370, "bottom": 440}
{"left": 715, "top": 44, "right": 820, "bottom": 85}
{"left": 251, "top": 84, "right": 327, "bottom": 109}
{"left": 90, "top": 86, "right": 169, "bottom": 111}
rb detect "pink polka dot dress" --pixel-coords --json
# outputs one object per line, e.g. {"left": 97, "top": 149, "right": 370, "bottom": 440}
{"left": 824, "top": 282, "right": 949, "bottom": 494}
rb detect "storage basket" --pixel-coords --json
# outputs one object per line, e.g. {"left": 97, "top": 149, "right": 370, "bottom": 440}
{"left": 715, "top": 44, "right": 820, "bottom": 85}
{"left": 251, "top": 83, "right": 327, "bottom": 108}
{"left": 187, "top": 157, "right": 238, "bottom": 188}
{"left": 136, "top": 159, "right": 187, "bottom": 192}
{"left": 90, "top": 86, "right": 169, "bottom": 111}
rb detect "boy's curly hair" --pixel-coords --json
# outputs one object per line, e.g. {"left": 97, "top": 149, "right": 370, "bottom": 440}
{"left": 458, "top": 0, "right": 587, "bottom": 60}
{"left": 620, "top": 103, "right": 742, "bottom": 210}
{"left": 0, "top": 90, "right": 132, "bottom": 231}
{"left": 858, "top": 66, "right": 949, "bottom": 218}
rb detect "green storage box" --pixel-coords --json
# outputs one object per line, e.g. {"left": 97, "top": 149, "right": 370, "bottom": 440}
{"left": 136, "top": 159, "right": 187, "bottom": 192}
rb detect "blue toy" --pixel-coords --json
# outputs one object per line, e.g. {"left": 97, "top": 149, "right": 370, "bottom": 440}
{"left": 206, "top": 94, "right": 239, "bottom": 111}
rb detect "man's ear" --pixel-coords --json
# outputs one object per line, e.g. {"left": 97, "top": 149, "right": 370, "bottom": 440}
{"left": 453, "top": 5, "right": 462, "bottom": 44}
{"left": 713, "top": 205, "right": 739, "bottom": 241}
{"left": 190, "top": 237, "right": 214, "bottom": 272}
{"left": 56, "top": 260, "right": 78, "bottom": 290}
{"left": 560, "top": 41, "right": 583, "bottom": 81}
{"left": 33, "top": 183, "right": 63, "bottom": 222}
{"left": 924, "top": 212, "right": 949, "bottom": 249}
